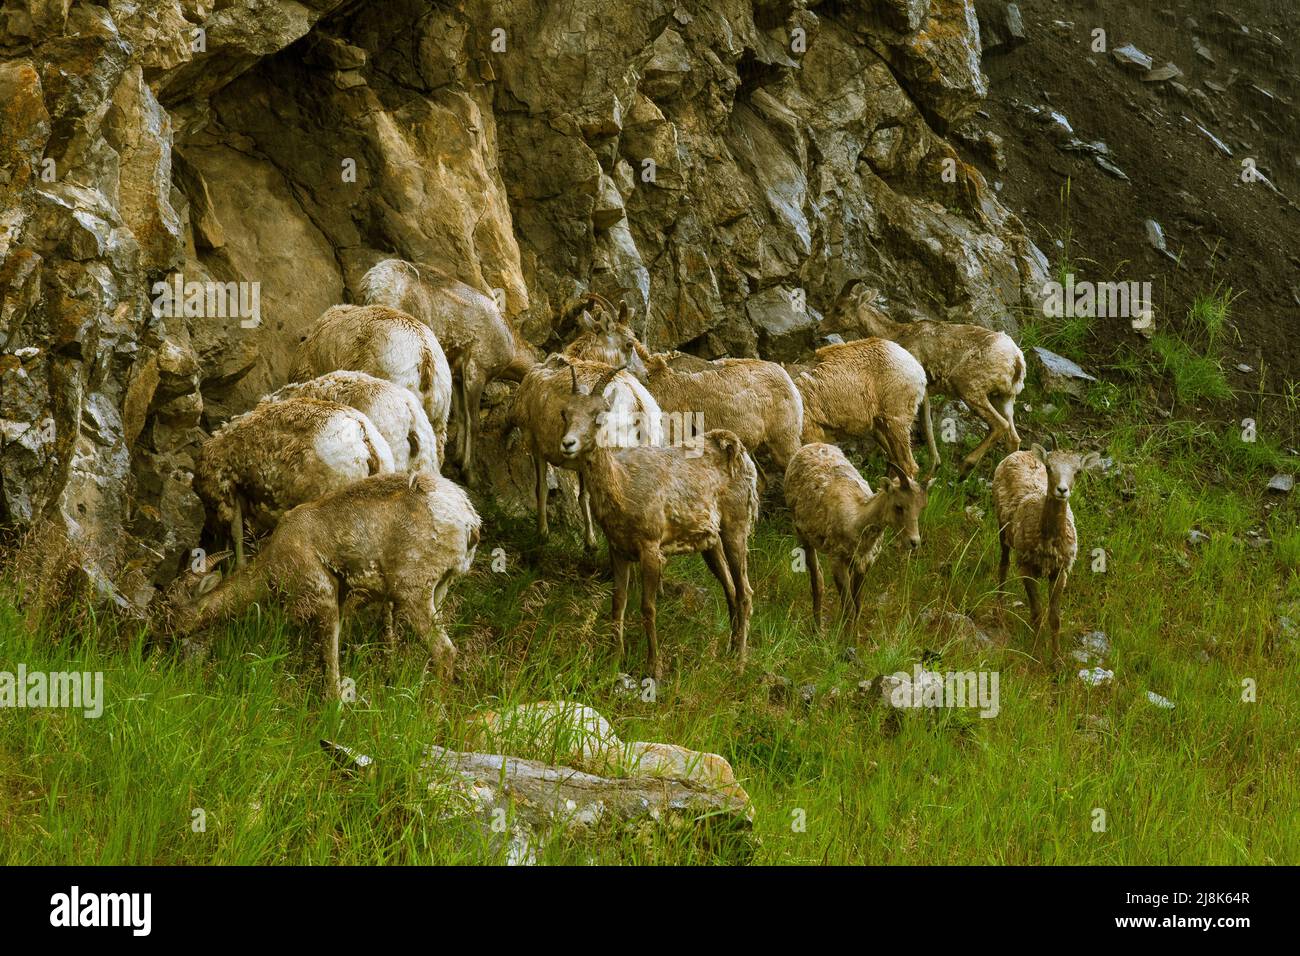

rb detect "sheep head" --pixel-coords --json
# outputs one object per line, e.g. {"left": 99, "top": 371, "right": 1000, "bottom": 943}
{"left": 559, "top": 365, "right": 625, "bottom": 459}
{"left": 1031, "top": 442, "right": 1102, "bottom": 501}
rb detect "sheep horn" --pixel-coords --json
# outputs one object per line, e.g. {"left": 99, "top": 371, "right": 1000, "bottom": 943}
{"left": 570, "top": 363, "right": 579, "bottom": 394}
{"left": 886, "top": 460, "right": 911, "bottom": 489}
{"left": 1048, "top": 432, "right": 1060, "bottom": 452}
{"left": 585, "top": 291, "right": 618, "bottom": 319}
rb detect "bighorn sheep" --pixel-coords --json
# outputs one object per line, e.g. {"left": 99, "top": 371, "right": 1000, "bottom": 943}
{"left": 562, "top": 293, "right": 650, "bottom": 377}
{"left": 193, "top": 397, "right": 395, "bottom": 567}
{"left": 640, "top": 352, "right": 805, "bottom": 472}
{"left": 785, "top": 442, "right": 930, "bottom": 633}
{"left": 557, "top": 366, "right": 759, "bottom": 678}
{"left": 292, "top": 304, "right": 451, "bottom": 465}
{"left": 992, "top": 439, "right": 1101, "bottom": 662}
{"left": 171, "top": 473, "right": 480, "bottom": 699}
{"left": 359, "top": 259, "right": 539, "bottom": 482}
{"left": 507, "top": 354, "right": 663, "bottom": 548}
{"left": 830, "top": 281, "right": 1026, "bottom": 476}
{"left": 793, "top": 339, "right": 927, "bottom": 478}
{"left": 263, "top": 371, "right": 438, "bottom": 474}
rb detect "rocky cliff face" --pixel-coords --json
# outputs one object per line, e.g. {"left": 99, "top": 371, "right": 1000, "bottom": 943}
{"left": 0, "top": 0, "right": 1047, "bottom": 605}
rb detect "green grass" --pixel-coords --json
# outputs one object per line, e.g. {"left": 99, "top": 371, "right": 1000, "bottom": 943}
{"left": 2, "top": 411, "right": 1298, "bottom": 864}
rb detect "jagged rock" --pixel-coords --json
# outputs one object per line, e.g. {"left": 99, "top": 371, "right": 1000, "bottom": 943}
{"left": 1030, "top": 347, "right": 1098, "bottom": 397}
{"left": 2, "top": 0, "right": 1059, "bottom": 600}
{"left": 1266, "top": 474, "right": 1294, "bottom": 494}
{"left": 1112, "top": 44, "right": 1154, "bottom": 72}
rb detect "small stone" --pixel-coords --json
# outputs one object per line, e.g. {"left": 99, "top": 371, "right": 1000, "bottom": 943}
{"left": 840, "top": 645, "right": 859, "bottom": 665}
{"left": 1266, "top": 474, "right": 1294, "bottom": 494}
{"left": 1145, "top": 690, "right": 1175, "bottom": 709}
{"left": 1113, "top": 44, "right": 1154, "bottom": 71}
{"left": 1236, "top": 363, "right": 1253, "bottom": 373}
{"left": 1143, "top": 63, "right": 1184, "bottom": 83}
{"left": 1078, "top": 667, "right": 1114, "bottom": 687}
{"left": 613, "top": 672, "right": 640, "bottom": 699}
{"left": 765, "top": 674, "right": 793, "bottom": 704}
{"left": 1077, "top": 631, "right": 1110, "bottom": 657}
{"left": 1187, "top": 529, "right": 1210, "bottom": 547}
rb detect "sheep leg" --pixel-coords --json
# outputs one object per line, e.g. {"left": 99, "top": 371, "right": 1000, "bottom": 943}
{"left": 461, "top": 370, "right": 485, "bottom": 485}
{"left": 701, "top": 544, "right": 737, "bottom": 626}
{"left": 230, "top": 496, "right": 245, "bottom": 569}
{"left": 877, "top": 422, "right": 919, "bottom": 479}
{"left": 800, "top": 537, "right": 825, "bottom": 633}
{"left": 1047, "top": 570, "right": 1067, "bottom": 664}
{"left": 958, "top": 395, "right": 1011, "bottom": 477}
{"left": 1023, "top": 575, "right": 1043, "bottom": 639}
{"left": 639, "top": 549, "right": 664, "bottom": 679}
{"left": 1000, "top": 395, "right": 1021, "bottom": 450}
{"left": 396, "top": 587, "right": 456, "bottom": 682}
{"left": 610, "top": 552, "right": 631, "bottom": 659}
{"left": 314, "top": 603, "right": 342, "bottom": 701}
{"left": 579, "top": 474, "right": 598, "bottom": 550}
{"left": 831, "top": 560, "right": 854, "bottom": 638}
{"left": 722, "top": 528, "right": 752, "bottom": 663}
{"left": 921, "top": 393, "right": 940, "bottom": 478}
{"left": 533, "top": 452, "right": 549, "bottom": 539}
{"left": 848, "top": 567, "right": 869, "bottom": 632}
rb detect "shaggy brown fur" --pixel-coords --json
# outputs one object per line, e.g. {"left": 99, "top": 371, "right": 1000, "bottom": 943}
{"left": 992, "top": 442, "right": 1101, "bottom": 662}
{"left": 557, "top": 368, "right": 759, "bottom": 678}
{"left": 170, "top": 473, "right": 480, "bottom": 699}
{"left": 359, "top": 259, "right": 539, "bottom": 482}
{"left": 829, "top": 281, "right": 1026, "bottom": 476}
{"left": 193, "top": 397, "right": 394, "bottom": 567}
{"left": 292, "top": 304, "right": 452, "bottom": 466}
{"left": 263, "top": 370, "right": 438, "bottom": 474}
{"left": 793, "top": 338, "right": 928, "bottom": 478}
{"left": 641, "top": 352, "right": 805, "bottom": 471}
{"left": 785, "top": 443, "right": 929, "bottom": 633}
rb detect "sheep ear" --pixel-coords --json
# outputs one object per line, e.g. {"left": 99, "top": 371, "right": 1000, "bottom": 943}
{"left": 1031, "top": 443, "right": 1049, "bottom": 464}
{"left": 577, "top": 310, "right": 596, "bottom": 331}
{"left": 197, "top": 571, "right": 221, "bottom": 596}
{"left": 1081, "top": 452, "right": 1103, "bottom": 471}
{"left": 618, "top": 301, "right": 630, "bottom": 323}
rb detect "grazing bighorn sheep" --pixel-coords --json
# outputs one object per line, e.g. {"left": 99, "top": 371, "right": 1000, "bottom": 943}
{"left": 193, "top": 397, "right": 395, "bottom": 567}
{"left": 171, "top": 473, "right": 480, "bottom": 699}
{"left": 992, "top": 439, "right": 1101, "bottom": 662}
{"left": 557, "top": 366, "right": 759, "bottom": 678}
{"left": 830, "top": 281, "right": 1026, "bottom": 476}
{"left": 785, "top": 442, "right": 930, "bottom": 633}
{"left": 359, "top": 259, "right": 539, "bottom": 482}
{"left": 292, "top": 304, "right": 451, "bottom": 465}
{"left": 562, "top": 293, "right": 650, "bottom": 378}
{"left": 263, "top": 371, "right": 438, "bottom": 474}
{"left": 507, "top": 354, "right": 663, "bottom": 548}
{"left": 640, "top": 352, "right": 805, "bottom": 472}
{"left": 793, "top": 338, "right": 927, "bottom": 478}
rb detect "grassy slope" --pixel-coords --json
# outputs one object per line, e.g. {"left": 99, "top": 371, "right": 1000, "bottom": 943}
{"left": 2, "top": 380, "right": 1298, "bottom": 864}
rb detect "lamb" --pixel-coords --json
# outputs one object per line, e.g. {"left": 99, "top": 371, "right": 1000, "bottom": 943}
{"left": 507, "top": 354, "right": 663, "bottom": 549}
{"left": 561, "top": 294, "right": 650, "bottom": 377}
{"left": 557, "top": 366, "right": 759, "bottom": 678}
{"left": 193, "top": 397, "right": 395, "bottom": 567}
{"left": 793, "top": 338, "right": 928, "bottom": 479}
{"left": 359, "top": 259, "right": 539, "bottom": 482}
{"left": 170, "top": 472, "right": 480, "bottom": 700}
{"left": 829, "top": 281, "right": 1026, "bottom": 476}
{"left": 292, "top": 303, "right": 452, "bottom": 466}
{"left": 992, "top": 439, "right": 1102, "bottom": 662}
{"left": 639, "top": 352, "right": 805, "bottom": 472}
{"left": 262, "top": 370, "right": 438, "bottom": 474}
{"left": 785, "top": 442, "right": 930, "bottom": 633}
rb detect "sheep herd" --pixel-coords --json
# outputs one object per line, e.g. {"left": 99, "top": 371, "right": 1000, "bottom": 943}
{"left": 173, "top": 260, "right": 1101, "bottom": 696}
